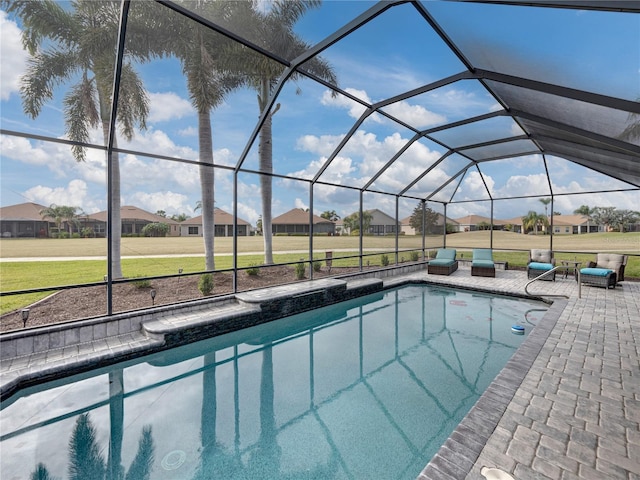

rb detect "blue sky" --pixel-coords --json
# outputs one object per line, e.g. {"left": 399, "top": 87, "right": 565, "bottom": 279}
{"left": 1, "top": 1, "right": 638, "bottom": 225}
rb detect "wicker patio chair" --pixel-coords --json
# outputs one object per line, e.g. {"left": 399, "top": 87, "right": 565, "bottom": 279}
{"left": 527, "top": 249, "right": 556, "bottom": 281}
{"left": 427, "top": 248, "right": 458, "bottom": 275}
{"left": 471, "top": 249, "right": 495, "bottom": 277}
{"left": 578, "top": 253, "right": 627, "bottom": 288}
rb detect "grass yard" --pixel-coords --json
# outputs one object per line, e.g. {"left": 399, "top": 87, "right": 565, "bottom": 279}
{"left": 1, "top": 231, "right": 638, "bottom": 315}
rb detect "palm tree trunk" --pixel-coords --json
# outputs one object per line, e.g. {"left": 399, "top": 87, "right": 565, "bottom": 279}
{"left": 107, "top": 369, "right": 124, "bottom": 480}
{"left": 103, "top": 122, "right": 123, "bottom": 279}
{"left": 259, "top": 81, "right": 274, "bottom": 265}
{"left": 199, "top": 109, "right": 215, "bottom": 271}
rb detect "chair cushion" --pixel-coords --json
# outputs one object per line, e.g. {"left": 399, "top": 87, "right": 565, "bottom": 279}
{"left": 473, "top": 249, "right": 493, "bottom": 261}
{"left": 580, "top": 267, "right": 613, "bottom": 276}
{"left": 429, "top": 258, "right": 455, "bottom": 266}
{"left": 529, "top": 262, "right": 554, "bottom": 270}
{"left": 594, "top": 254, "right": 624, "bottom": 271}
{"left": 472, "top": 260, "right": 495, "bottom": 267}
{"left": 435, "top": 248, "right": 456, "bottom": 261}
{"left": 530, "top": 249, "right": 552, "bottom": 263}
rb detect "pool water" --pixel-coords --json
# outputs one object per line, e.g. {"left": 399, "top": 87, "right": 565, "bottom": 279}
{"left": 0, "top": 285, "right": 547, "bottom": 480}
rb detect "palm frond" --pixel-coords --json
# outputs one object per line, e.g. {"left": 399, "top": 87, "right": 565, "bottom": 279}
{"left": 67, "top": 413, "right": 106, "bottom": 480}
{"left": 64, "top": 74, "right": 99, "bottom": 162}
{"left": 269, "top": 0, "right": 321, "bottom": 29}
{"left": 116, "top": 63, "right": 150, "bottom": 139}
{"left": 124, "top": 426, "right": 155, "bottom": 480}
{"left": 5, "top": 0, "right": 78, "bottom": 54}
{"left": 20, "top": 49, "right": 80, "bottom": 118}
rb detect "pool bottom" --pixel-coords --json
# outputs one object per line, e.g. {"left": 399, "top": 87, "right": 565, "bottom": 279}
{"left": 419, "top": 296, "right": 567, "bottom": 480}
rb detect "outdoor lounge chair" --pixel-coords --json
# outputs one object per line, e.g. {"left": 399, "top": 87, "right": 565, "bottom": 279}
{"left": 527, "top": 249, "right": 556, "bottom": 281}
{"left": 471, "top": 249, "right": 495, "bottom": 277}
{"left": 578, "top": 253, "right": 627, "bottom": 288}
{"left": 427, "top": 248, "right": 458, "bottom": 275}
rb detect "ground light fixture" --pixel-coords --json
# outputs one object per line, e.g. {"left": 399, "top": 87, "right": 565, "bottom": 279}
{"left": 21, "top": 308, "right": 29, "bottom": 328}
{"left": 150, "top": 289, "right": 156, "bottom": 306}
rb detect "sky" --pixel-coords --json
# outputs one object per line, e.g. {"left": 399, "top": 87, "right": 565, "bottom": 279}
{"left": 1, "top": 1, "right": 638, "bottom": 226}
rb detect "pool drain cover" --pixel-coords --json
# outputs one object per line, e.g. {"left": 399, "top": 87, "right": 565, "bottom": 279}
{"left": 161, "top": 450, "right": 186, "bottom": 470}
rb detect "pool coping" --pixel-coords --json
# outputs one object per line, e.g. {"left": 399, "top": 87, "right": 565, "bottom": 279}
{"left": 1, "top": 267, "right": 565, "bottom": 479}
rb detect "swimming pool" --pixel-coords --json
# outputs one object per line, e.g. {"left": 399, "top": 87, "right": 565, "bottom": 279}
{"left": 0, "top": 284, "right": 547, "bottom": 479}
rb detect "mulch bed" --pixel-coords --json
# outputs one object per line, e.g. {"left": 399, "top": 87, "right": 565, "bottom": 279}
{"left": 0, "top": 266, "right": 361, "bottom": 333}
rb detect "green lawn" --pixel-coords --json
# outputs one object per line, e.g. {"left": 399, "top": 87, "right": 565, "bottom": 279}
{"left": 1, "top": 231, "right": 637, "bottom": 315}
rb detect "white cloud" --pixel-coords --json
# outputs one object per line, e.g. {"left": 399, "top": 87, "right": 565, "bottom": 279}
{"left": 294, "top": 198, "right": 308, "bottom": 211}
{"left": 322, "top": 87, "right": 447, "bottom": 130}
{"left": 0, "top": 12, "right": 28, "bottom": 101}
{"left": 236, "top": 202, "right": 259, "bottom": 225}
{"left": 0, "top": 135, "right": 51, "bottom": 166}
{"left": 321, "top": 88, "right": 371, "bottom": 119}
{"left": 148, "top": 92, "right": 194, "bottom": 123}
{"left": 178, "top": 126, "right": 197, "bottom": 137}
{"left": 24, "top": 179, "right": 93, "bottom": 209}
{"left": 383, "top": 101, "right": 446, "bottom": 129}
{"left": 127, "top": 190, "right": 190, "bottom": 215}
{"left": 296, "top": 133, "right": 345, "bottom": 157}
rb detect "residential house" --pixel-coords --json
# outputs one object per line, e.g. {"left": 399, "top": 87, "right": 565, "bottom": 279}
{"left": 400, "top": 213, "right": 458, "bottom": 235}
{"left": 453, "top": 215, "right": 508, "bottom": 232}
{"left": 88, "top": 206, "right": 180, "bottom": 237}
{"left": 549, "top": 215, "right": 594, "bottom": 234}
{"left": 272, "top": 208, "right": 335, "bottom": 235}
{"left": 180, "top": 208, "right": 251, "bottom": 237}
{"left": 502, "top": 216, "right": 525, "bottom": 234}
{"left": 0, "top": 202, "right": 51, "bottom": 238}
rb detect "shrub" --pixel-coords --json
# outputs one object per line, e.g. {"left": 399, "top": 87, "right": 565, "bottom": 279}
{"left": 81, "top": 227, "right": 94, "bottom": 238}
{"left": 131, "top": 276, "right": 151, "bottom": 289}
{"left": 246, "top": 263, "right": 260, "bottom": 276}
{"left": 295, "top": 262, "right": 306, "bottom": 280}
{"left": 313, "top": 260, "right": 322, "bottom": 272}
{"left": 381, "top": 254, "right": 389, "bottom": 266}
{"left": 71, "top": 233, "right": 81, "bottom": 239}
{"left": 410, "top": 251, "right": 419, "bottom": 262}
{"left": 198, "top": 273, "right": 214, "bottom": 296}
{"left": 141, "top": 222, "right": 169, "bottom": 237}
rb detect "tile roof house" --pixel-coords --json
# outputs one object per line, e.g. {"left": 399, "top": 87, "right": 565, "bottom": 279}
{"left": 549, "top": 214, "right": 594, "bottom": 234}
{"left": 272, "top": 208, "right": 335, "bottom": 235}
{"left": 0, "top": 202, "right": 50, "bottom": 238}
{"left": 453, "top": 215, "right": 508, "bottom": 232}
{"left": 87, "top": 206, "right": 180, "bottom": 237}
{"left": 180, "top": 208, "right": 251, "bottom": 237}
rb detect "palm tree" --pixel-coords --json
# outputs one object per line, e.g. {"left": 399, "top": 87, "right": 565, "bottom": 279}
{"left": 321, "top": 210, "right": 340, "bottom": 222}
{"left": 68, "top": 413, "right": 155, "bottom": 480}
{"left": 68, "top": 413, "right": 106, "bottom": 480}
{"left": 6, "top": 0, "right": 153, "bottom": 278}
{"left": 29, "top": 464, "right": 59, "bottom": 480}
{"left": 230, "top": 0, "right": 337, "bottom": 264}
{"left": 159, "top": 2, "right": 242, "bottom": 272}
{"left": 40, "top": 204, "right": 83, "bottom": 236}
{"left": 573, "top": 204, "right": 594, "bottom": 233}
{"left": 39, "top": 204, "right": 66, "bottom": 235}
{"left": 539, "top": 197, "right": 551, "bottom": 218}
{"left": 521, "top": 210, "right": 548, "bottom": 234}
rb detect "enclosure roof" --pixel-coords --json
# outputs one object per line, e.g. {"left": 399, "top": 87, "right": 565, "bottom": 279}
{"left": 192, "top": 0, "right": 639, "bottom": 203}
{"left": 2, "top": 0, "right": 638, "bottom": 214}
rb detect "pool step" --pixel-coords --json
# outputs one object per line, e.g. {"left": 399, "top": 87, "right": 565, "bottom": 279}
{"left": 143, "top": 300, "right": 262, "bottom": 345}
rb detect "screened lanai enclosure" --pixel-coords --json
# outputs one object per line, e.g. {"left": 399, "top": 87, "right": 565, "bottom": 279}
{"left": 0, "top": 0, "right": 638, "bottom": 322}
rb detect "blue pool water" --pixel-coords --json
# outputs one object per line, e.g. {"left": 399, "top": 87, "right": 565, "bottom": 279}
{"left": 0, "top": 285, "right": 547, "bottom": 480}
